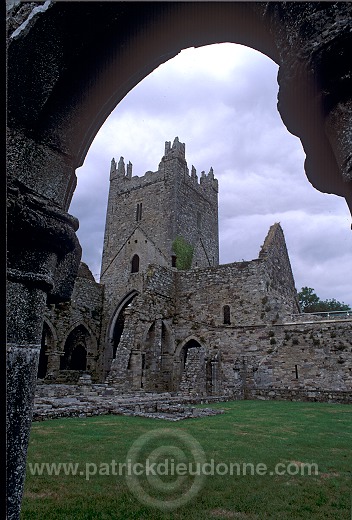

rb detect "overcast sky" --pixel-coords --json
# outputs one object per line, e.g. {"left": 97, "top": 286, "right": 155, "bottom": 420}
{"left": 69, "top": 43, "right": 352, "bottom": 307}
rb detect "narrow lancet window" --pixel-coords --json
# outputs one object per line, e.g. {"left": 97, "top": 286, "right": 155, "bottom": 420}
{"left": 131, "top": 254, "right": 140, "bottom": 273}
{"left": 223, "top": 305, "right": 231, "bottom": 325}
{"left": 136, "top": 202, "right": 143, "bottom": 222}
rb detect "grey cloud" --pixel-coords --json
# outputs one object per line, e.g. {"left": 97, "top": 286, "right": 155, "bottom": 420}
{"left": 70, "top": 44, "right": 352, "bottom": 306}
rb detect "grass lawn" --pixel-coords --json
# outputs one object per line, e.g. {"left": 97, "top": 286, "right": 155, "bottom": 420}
{"left": 21, "top": 400, "right": 352, "bottom": 519}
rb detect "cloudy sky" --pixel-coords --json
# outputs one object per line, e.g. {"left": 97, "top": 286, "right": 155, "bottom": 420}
{"left": 69, "top": 43, "right": 352, "bottom": 307}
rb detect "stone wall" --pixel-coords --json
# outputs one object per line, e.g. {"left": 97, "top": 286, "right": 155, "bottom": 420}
{"left": 38, "top": 225, "right": 352, "bottom": 404}
{"left": 41, "top": 263, "right": 104, "bottom": 382}
{"left": 255, "top": 319, "right": 352, "bottom": 392}
{"left": 99, "top": 240, "right": 352, "bottom": 401}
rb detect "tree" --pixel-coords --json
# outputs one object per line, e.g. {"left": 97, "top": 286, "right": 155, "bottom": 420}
{"left": 298, "top": 287, "right": 351, "bottom": 313}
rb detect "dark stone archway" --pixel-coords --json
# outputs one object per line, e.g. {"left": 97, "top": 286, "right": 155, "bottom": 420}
{"left": 6, "top": 3, "right": 352, "bottom": 518}
{"left": 60, "top": 325, "right": 89, "bottom": 372}
{"left": 104, "top": 291, "right": 139, "bottom": 378}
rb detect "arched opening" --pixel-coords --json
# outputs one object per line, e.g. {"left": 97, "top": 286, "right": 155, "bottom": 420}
{"left": 70, "top": 42, "right": 351, "bottom": 305}
{"left": 70, "top": 344, "right": 87, "bottom": 371}
{"left": 37, "top": 321, "right": 56, "bottom": 380}
{"left": 178, "top": 338, "right": 207, "bottom": 395}
{"left": 131, "top": 254, "right": 140, "bottom": 273}
{"left": 112, "top": 293, "right": 138, "bottom": 359}
{"left": 60, "top": 325, "right": 89, "bottom": 372}
{"left": 180, "top": 338, "right": 202, "bottom": 368}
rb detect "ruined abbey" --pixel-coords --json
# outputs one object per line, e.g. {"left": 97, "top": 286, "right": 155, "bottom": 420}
{"left": 38, "top": 137, "right": 352, "bottom": 401}
{"left": 8, "top": 3, "right": 352, "bottom": 516}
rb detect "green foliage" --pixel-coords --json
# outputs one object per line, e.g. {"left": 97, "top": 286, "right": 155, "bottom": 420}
{"left": 298, "top": 286, "right": 351, "bottom": 313}
{"left": 172, "top": 235, "right": 194, "bottom": 270}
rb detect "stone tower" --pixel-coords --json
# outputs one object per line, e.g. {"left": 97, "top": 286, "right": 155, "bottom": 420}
{"left": 100, "top": 137, "right": 219, "bottom": 287}
{"left": 99, "top": 137, "right": 219, "bottom": 378}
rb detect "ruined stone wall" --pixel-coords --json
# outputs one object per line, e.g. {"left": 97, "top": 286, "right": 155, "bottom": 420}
{"left": 106, "top": 265, "right": 177, "bottom": 391}
{"left": 259, "top": 223, "right": 301, "bottom": 318}
{"left": 255, "top": 319, "right": 352, "bottom": 392}
{"left": 43, "top": 263, "right": 104, "bottom": 382}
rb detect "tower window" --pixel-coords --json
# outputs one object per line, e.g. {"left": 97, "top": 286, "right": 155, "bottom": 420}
{"left": 197, "top": 211, "right": 201, "bottom": 230}
{"left": 136, "top": 202, "right": 143, "bottom": 222}
{"left": 131, "top": 254, "right": 140, "bottom": 273}
{"left": 223, "top": 305, "right": 231, "bottom": 325}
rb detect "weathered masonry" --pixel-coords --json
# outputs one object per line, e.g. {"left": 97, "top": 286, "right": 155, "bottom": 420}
{"left": 7, "top": 3, "right": 352, "bottom": 518}
{"left": 40, "top": 137, "right": 352, "bottom": 401}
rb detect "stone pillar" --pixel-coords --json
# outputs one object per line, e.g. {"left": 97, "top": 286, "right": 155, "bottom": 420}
{"left": 46, "top": 350, "right": 62, "bottom": 379}
{"left": 7, "top": 179, "right": 81, "bottom": 520}
{"left": 211, "top": 360, "right": 219, "bottom": 395}
{"left": 172, "top": 359, "right": 182, "bottom": 392}
{"left": 130, "top": 350, "right": 143, "bottom": 390}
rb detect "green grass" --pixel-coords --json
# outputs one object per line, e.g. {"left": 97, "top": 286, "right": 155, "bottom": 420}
{"left": 21, "top": 400, "right": 352, "bottom": 519}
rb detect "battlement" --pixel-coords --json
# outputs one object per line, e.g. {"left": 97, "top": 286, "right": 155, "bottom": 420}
{"left": 163, "top": 136, "right": 185, "bottom": 160}
{"left": 109, "top": 137, "right": 218, "bottom": 195}
{"left": 110, "top": 156, "right": 133, "bottom": 180}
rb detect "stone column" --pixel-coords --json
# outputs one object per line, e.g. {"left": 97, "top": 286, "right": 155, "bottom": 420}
{"left": 130, "top": 350, "right": 143, "bottom": 390}
{"left": 211, "top": 360, "right": 219, "bottom": 395}
{"left": 7, "top": 179, "right": 81, "bottom": 520}
{"left": 46, "top": 350, "right": 63, "bottom": 379}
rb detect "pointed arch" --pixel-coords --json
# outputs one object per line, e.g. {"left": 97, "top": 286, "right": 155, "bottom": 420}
{"left": 179, "top": 338, "right": 203, "bottom": 368}
{"left": 107, "top": 291, "right": 139, "bottom": 362}
{"left": 38, "top": 319, "right": 56, "bottom": 379}
{"left": 175, "top": 335, "right": 205, "bottom": 359}
{"left": 60, "top": 324, "right": 91, "bottom": 371}
{"left": 108, "top": 291, "right": 140, "bottom": 341}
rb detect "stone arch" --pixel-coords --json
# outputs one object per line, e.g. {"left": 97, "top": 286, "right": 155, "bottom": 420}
{"left": 60, "top": 324, "right": 93, "bottom": 374}
{"left": 104, "top": 291, "right": 139, "bottom": 377}
{"left": 8, "top": 3, "right": 351, "bottom": 210}
{"left": 108, "top": 291, "right": 139, "bottom": 343}
{"left": 37, "top": 319, "right": 57, "bottom": 380}
{"left": 175, "top": 335, "right": 206, "bottom": 360}
{"left": 177, "top": 337, "right": 207, "bottom": 395}
{"left": 42, "top": 317, "right": 58, "bottom": 344}
{"left": 174, "top": 336, "right": 205, "bottom": 385}
{"left": 179, "top": 338, "right": 203, "bottom": 368}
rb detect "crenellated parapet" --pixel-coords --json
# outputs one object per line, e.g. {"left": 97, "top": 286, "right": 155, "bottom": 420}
{"left": 110, "top": 156, "right": 133, "bottom": 181}
{"left": 109, "top": 137, "right": 218, "bottom": 197}
{"left": 199, "top": 166, "right": 219, "bottom": 193}
{"left": 163, "top": 136, "right": 186, "bottom": 161}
